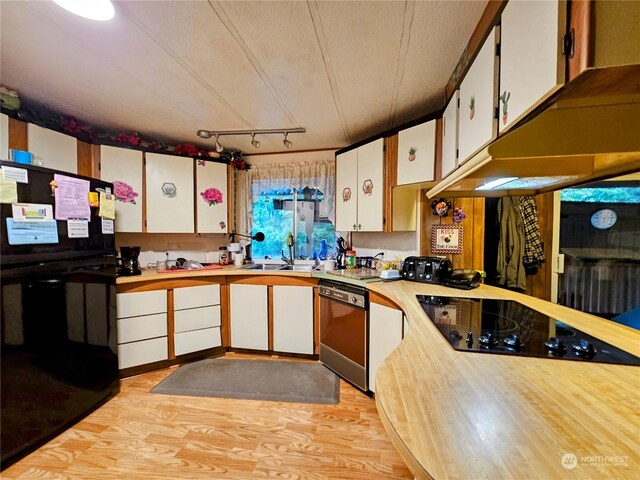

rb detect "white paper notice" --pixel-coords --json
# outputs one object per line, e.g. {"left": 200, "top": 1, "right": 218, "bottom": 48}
{"left": 54, "top": 174, "right": 91, "bottom": 220}
{"left": 67, "top": 219, "right": 90, "bottom": 238}
{"left": 12, "top": 203, "right": 54, "bottom": 222}
{"left": 101, "top": 218, "right": 114, "bottom": 234}
{"left": 2, "top": 166, "right": 29, "bottom": 184}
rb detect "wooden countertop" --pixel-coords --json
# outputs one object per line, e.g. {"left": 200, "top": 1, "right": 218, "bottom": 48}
{"left": 368, "top": 281, "right": 640, "bottom": 479}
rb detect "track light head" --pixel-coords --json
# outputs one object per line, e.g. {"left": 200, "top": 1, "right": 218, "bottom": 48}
{"left": 214, "top": 134, "right": 224, "bottom": 153}
{"left": 250, "top": 133, "right": 261, "bottom": 149}
{"left": 283, "top": 132, "right": 293, "bottom": 149}
{"left": 197, "top": 130, "right": 213, "bottom": 139}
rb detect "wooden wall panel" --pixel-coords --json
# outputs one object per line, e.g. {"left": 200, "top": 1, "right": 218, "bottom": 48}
{"left": 383, "top": 135, "right": 398, "bottom": 232}
{"left": 8, "top": 118, "right": 28, "bottom": 151}
{"left": 77, "top": 141, "right": 100, "bottom": 178}
{"left": 523, "top": 192, "right": 554, "bottom": 301}
{"left": 420, "top": 194, "right": 484, "bottom": 271}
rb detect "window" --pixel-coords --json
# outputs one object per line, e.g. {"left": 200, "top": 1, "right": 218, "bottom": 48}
{"left": 234, "top": 159, "right": 336, "bottom": 261}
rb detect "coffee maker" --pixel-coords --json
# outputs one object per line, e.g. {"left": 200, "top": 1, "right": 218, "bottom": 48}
{"left": 119, "top": 246, "right": 141, "bottom": 276}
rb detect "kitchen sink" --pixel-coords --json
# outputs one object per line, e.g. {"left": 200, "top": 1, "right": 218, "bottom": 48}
{"left": 241, "top": 263, "right": 286, "bottom": 270}
{"left": 241, "top": 263, "right": 320, "bottom": 272}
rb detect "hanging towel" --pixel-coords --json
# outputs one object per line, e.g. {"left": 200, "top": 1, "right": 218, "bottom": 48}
{"left": 519, "top": 196, "right": 546, "bottom": 273}
{"left": 496, "top": 196, "right": 527, "bottom": 291}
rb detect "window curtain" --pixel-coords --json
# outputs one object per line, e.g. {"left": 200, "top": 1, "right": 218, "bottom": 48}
{"left": 234, "top": 159, "right": 335, "bottom": 236}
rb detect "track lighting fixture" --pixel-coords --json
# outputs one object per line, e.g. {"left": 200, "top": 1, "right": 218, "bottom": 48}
{"left": 283, "top": 132, "right": 292, "bottom": 149}
{"left": 214, "top": 134, "right": 224, "bottom": 153}
{"left": 195, "top": 128, "right": 305, "bottom": 151}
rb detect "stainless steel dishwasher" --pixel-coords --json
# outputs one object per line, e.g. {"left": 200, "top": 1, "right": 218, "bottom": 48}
{"left": 318, "top": 279, "right": 368, "bottom": 392}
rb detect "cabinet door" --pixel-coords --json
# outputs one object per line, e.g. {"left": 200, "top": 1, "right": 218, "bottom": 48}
{"left": 146, "top": 152, "right": 194, "bottom": 233}
{"left": 27, "top": 124, "right": 77, "bottom": 173}
{"left": 196, "top": 161, "right": 228, "bottom": 234}
{"left": 499, "top": 0, "right": 565, "bottom": 133}
{"left": 230, "top": 284, "right": 268, "bottom": 350}
{"left": 273, "top": 286, "right": 313, "bottom": 354}
{"left": 100, "top": 146, "right": 143, "bottom": 232}
{"left": 397, "top": 121, "right": 436, "bottom": 185}
{"left": 174, "top": 284, "right": 220, "bottom": 310}
{"left": 116, "top": 290, "right": 167, "bottom": 318}
{"left": 458, "top": 27, "right": 498, "bottom": 164}
{"left": 357, "top": 138, "right": 384, "bottom": 232}
{"left": 369, "top": 302, "right": 403, "bottom": 393}
{"left": 441, "top": 91, "right": 459, "bottom": 178}
{"left": 335, "top": 149, "right": 358, "bottom": 231}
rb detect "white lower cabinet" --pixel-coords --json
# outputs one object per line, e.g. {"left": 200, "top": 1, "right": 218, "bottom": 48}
{"left": 273, "top": 286, "right": 314, "bottom": 355}
{"left": 230, "top": 284, "right": 268, "bottom": 350}
{"left": 173, "top": 285, "right": 222, "bottom": 356}
{"left": 369, "top": 302, "right": 404, "bottom": 393}
{"left": 116, "top": 290, "right": 168, "bottom": 369}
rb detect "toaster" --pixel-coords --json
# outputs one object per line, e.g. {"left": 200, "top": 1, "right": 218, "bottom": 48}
{"left": 401, "top": 256, "right": 453, "bottom": 284}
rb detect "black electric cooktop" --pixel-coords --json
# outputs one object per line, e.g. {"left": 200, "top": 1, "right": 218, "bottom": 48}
{"left": 416, "top": 295, "right": 640, "bottom": 366}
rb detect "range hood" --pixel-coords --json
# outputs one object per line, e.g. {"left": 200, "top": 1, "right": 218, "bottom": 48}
{"left": 428, "top": 66, "right": 640, "bottom": 198}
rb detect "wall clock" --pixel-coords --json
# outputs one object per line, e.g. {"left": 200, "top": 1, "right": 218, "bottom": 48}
{"left": 590, "top": 208, "right": 617, "bottom": 229}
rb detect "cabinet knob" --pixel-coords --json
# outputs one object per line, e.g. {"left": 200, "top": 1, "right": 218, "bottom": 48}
{"left": 353, "top": 223, "right": 357, "bottom": 230}
{"left": 358, "top": 224, "right": 361, "bottom": 230}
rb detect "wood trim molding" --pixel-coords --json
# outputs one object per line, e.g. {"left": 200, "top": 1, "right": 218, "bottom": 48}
{"left": 267, "top": 286, "right": 274, "bottom": 351}
{"left": 227, "top": 276, "right": 318, "bottom": 287}
{"left": 445, "top": 0, "right": 507, "bottom": 102}
{"left": 8, "top": 117, "right": 28, "bottom": 151}
{"left": 117, "top": 277, "right": 226, "bottom": 294}
{"left": 220, "top": 283, "right": 231, "bottom": 347}
{"left": 142, "top": 152, "right": 147, "bottom": 232}
{"left": 313, "top": 287, "right": 320, "bottom": 355}
{"left": 167, "top": 289, "right": 175, "bottom": 360}
{"left": 434, "top": 118, "right": 443, "bottom": 181}
{"left": 567, "top": 0, "right": 594, "bottom": 81}
{"left": 370, "top": 291, "right": 403, "bottom": 311}
{"left": 383, "top": 135, "right": 398, "bottom": 232}
{"left": 77, "top": 141, "right": 100, "bottom": 178}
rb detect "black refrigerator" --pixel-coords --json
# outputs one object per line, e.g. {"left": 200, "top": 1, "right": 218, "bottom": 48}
{"left": 1, "top": 161, "right": 120, "bottom": 469}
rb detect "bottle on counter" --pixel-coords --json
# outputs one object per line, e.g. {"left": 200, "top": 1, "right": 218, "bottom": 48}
{"left": 346, "top": 250, "right": 356, "bottom": 269}
{"left": 219, "top": 246, "right": 229, "bottom": 266}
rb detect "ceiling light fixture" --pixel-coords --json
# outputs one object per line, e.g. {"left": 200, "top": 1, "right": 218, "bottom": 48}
{"left": 283, "top": 132, "right": 293, "bottom": 149}
{"left": 214, "top": 134, "right": 224, "bottom": 153}
{"left": 52, "top": 0, "right": 115, "bottom": 21}
{"left": 195, "top": 128, "right": 305, "bottom": 151}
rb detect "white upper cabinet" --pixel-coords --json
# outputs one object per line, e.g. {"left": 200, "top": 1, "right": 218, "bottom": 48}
{"left": 396, "top": 121, "right": 436, "bottom": 185}
{"left": 441, "top": 91, "right": 459, "bottom": 178}
{"left": 100, "top": 146, "right": 143, "bottom": 232}
{"left": 145, "top": 152, "right": 194, "bottom": 233}
{"left": 356, "top": 138, "right": 384, "bottom": 231}
{"left": 458, "top": 27, "right": 498, "bottom": 164}
{"left": 27, "top": 124, "right": 77, "bottom": 173}
{"left": 499, "top": 0, "right": 566, "bottom": 133}
{"left": 335, "top": 148, "right": 358, "bottom": 232}
{"left": 195, "top": 161, "right": 228, "bottom": 234}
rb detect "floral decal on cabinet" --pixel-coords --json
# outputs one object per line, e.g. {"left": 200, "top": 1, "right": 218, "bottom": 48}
{"left": 469, "top": 96, "right": 476, "bottom": 120}
{"left": 500, "top": 91, "right": 511, "bottom": 125}
{"left": 113, "top": 181, "right": 138, "bottom": 204}
{"left": 408, "top": 147, "right": 417, "bottom": 162}
{"left": 200, "top": 187, "right": 224, "bottom": 206}
{"left": 342, "top": 187, "right": 352, "bottom": 202}
{"left": 219, "top": 221, "right": 226, "bottom": 230}
{"left": 362, "top": 179, "right": 374, "bottom": 196}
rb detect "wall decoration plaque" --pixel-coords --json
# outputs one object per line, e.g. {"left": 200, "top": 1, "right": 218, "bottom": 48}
{"left": 431, "top": 224, "right": 463, "bottom": 254}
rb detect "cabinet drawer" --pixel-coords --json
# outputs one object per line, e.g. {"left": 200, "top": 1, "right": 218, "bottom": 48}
{"left": 117, "top": 313, "right": 167, "bottom": 344}
{"left": 118, "top": 337, "right": 167, "bottom": 369}
{"left": 174, "top": 327, "right": 221, "bottom": 356}
{"left": 117, "top": 290, "right": 166, "bottom": 318}
{"left": 174, "top": 284, "right": 220, "bottom": 310}
{"left": 174, "top": 305, "right": 221, "bottom": 333}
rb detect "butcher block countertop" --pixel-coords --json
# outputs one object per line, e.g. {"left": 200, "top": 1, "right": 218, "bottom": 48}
{"left": 367, "top": 281, "right": 640, "bottom": 480}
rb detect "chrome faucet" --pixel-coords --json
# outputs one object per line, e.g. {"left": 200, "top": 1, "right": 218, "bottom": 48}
{"left": 282, "top": 232, "right": 295, "bottom": 265}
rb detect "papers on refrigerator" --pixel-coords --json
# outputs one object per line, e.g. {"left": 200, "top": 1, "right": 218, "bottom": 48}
{"left": 54, "top": 174, "right": 91, "bottom": 220}
{"left": 11, "top": 203, "right": 53, "bottom": 222}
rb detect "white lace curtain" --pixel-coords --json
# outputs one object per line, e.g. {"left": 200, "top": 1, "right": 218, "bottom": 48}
{"left": 234, "top": 159, "right": 335, "bottom": 236}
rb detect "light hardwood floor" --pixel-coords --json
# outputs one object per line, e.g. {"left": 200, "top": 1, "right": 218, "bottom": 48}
{"left": 3, "top": 354, "right": 413, "bottom": 479}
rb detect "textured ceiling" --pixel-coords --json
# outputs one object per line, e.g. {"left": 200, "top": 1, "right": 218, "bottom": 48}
{"left": 0, "top": 0, "right": 487, "bottom": 154}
